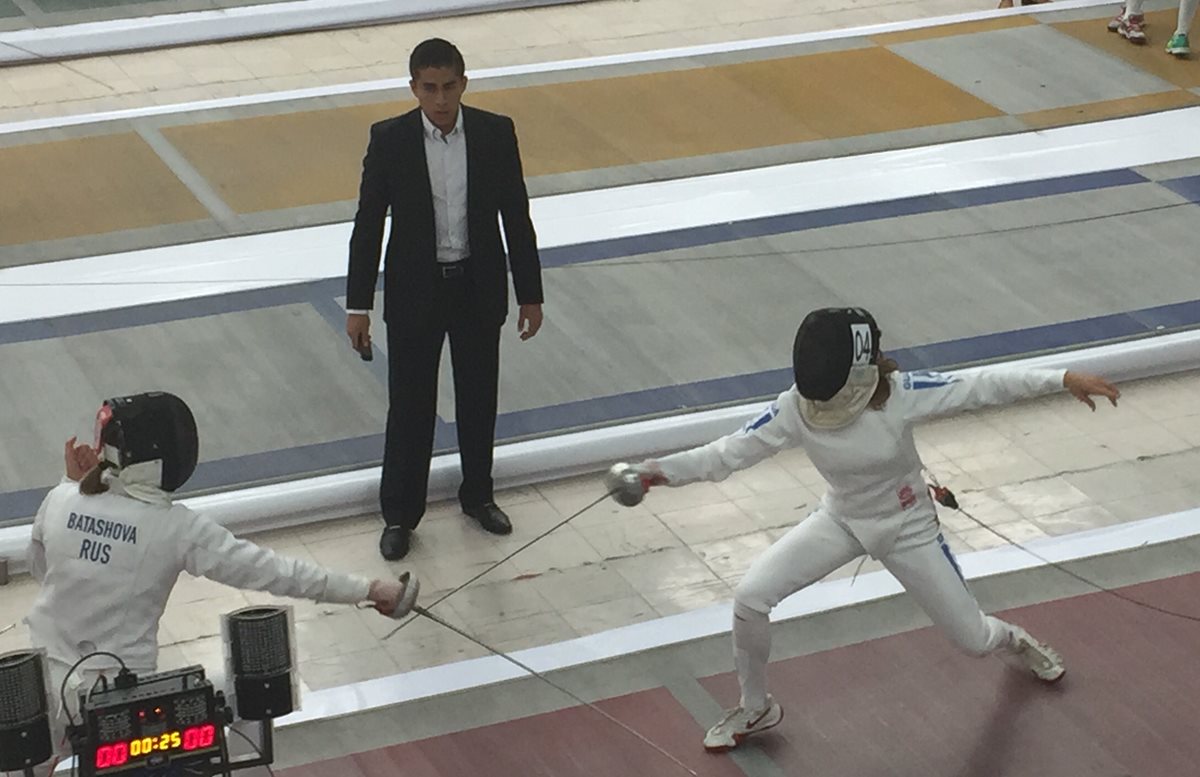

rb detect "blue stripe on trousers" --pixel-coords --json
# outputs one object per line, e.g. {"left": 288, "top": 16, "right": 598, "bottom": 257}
{"left": 938, "top": 532, "right": 966, "bottom": 585}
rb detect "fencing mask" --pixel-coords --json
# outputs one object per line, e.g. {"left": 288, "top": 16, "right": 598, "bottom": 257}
{"left": 792, "top": 307, "right": 882, "bottom": 429}
{"left": 94, "top": 391, "right": 199, "bottom": 492}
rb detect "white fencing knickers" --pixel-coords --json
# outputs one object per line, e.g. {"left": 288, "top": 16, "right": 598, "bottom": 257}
{"left": 731, "top": 509, "right": 1017, "bottom": 710}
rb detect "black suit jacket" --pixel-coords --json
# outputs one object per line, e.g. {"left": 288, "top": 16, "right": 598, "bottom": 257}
{"left": 347, "top": 106, "right": 543, "bottom": 326}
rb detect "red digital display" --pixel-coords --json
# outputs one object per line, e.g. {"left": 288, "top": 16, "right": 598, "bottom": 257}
{"left": 94, "top": 723, "right": 216, "bottom": 770}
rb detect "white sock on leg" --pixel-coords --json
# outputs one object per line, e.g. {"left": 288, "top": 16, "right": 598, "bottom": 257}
{"left": 1178, "top": 0, "right": 1198, "bottom": 33}
{"left": 1125, "top": 0, "right": 1146, "bottom": 16}
{"left": 733, "top": 600, "right": 771, "bottom": 711}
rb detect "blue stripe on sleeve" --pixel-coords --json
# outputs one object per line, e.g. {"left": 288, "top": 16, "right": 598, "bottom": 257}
{"left": 906, "top": 371, "right": 959, "bottom": 390}
{"left": 742, "top": 401, "right": 779, "bottom": 433}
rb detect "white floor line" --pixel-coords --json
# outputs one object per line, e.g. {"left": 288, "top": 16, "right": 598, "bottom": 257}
{"left": 279, "top": 508, "right": 1200, "bottom": 726}
{"left": 0, "top": 0, "right": 1115, "bottom": 135}
{"left": 1, "top": 106, "right": 1197, "bottom": 326}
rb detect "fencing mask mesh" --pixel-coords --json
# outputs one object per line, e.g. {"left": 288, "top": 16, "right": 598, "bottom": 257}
{"left": 94, "top": 391, "right": 199, "bottom": 492}
{"left": 792, "top": 308, "right": 882, "bottom": 429}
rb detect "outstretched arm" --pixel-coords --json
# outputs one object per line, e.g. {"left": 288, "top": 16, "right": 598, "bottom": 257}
{"left": 648, "top": 390, "right": 798, "bottom": 487}
{"left": 179, "top": 512, "right": 371, "bottom": 604}
{"left": 899, "top": 367, "right": 1118, "bottom": 424}
{"left": 1063, "top": 371, "right": 1121, "bottom": 411}
{"left": 179, "top": 515, "right": 419, "bottom": 618}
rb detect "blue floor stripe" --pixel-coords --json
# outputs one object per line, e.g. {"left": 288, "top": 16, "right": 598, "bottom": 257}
{"left": 490, "top": 368, "right": 793, "bottom": 439}
{"left": 1127, "top": 298, "right": 1200, "bottom": 329}
{"left": 939, "top": 169, "right": 1146, "bottom": 208}
{"left": 539, "top": 169, "right": 1146, "bottom": 267}
{"left": 1, "top": 168, "right": 1194, "bottom": 521}
{"left": 5, "top": 295, "right": 1198, "bottom": 523}
{"left": 1160, "top": 174, "right": 1200, "bottom": 203}
{"left": 0, "top": 489, "right": 50, "bottom": 527}
{"left": 0, "top": 167, "right": 1168, "bottom": 345}
{"left": 893, "top": 313, "right": 1147, "bottom": 368}
{"left": 186, "top": 434, "right": 385, "bottom": 492}
{"left": 307, "top": 293, "right": 392, "bottom": 388}
{"left": 0, "top": 279, "right": 344, "bottom": 346}
{"left": 0, "top": 435, "right": 389, "bottom": 528}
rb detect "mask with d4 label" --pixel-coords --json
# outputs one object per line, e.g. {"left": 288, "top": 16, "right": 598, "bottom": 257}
{"left": 792, "top": 307, "right": 882, "bottom": 430}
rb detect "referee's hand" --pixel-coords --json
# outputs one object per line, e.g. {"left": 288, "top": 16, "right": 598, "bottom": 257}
{"left": 517, "top": 304, "right": 543, "bottom": 341}
{"left": 346, "top": 313, "right": 371, "bottom": 354}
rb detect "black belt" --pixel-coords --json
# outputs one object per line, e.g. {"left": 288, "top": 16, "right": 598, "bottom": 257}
{"left": 438, "top": 261, "right": 466, "bottom": 279}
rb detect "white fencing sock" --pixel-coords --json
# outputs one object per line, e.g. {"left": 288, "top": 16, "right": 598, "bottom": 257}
{"left": 733, "top": 600, "right": 771, "bottom": 712}
{"left": 1178, "top": 0, "right": 1198, "bottom": 34}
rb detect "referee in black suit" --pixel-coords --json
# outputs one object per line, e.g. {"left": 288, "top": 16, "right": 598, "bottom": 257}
{"left": 346, "top": 38, "right": 544, "bottom": 561}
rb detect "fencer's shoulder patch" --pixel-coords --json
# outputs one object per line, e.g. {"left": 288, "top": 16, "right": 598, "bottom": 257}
{"left": 742, "top": 401, "right": 780, "bottom": 433}
{"left": 903, "top": 370, "right": 959, "bottom": 391}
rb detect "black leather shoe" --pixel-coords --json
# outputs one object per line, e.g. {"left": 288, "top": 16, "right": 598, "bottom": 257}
{"left": 463, "top": 503, "right": 512, "bottom": 535}
{"left": 379, "top": 526, "right": 411, "bottom": 560}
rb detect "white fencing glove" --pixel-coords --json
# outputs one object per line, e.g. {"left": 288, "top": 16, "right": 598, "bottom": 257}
{"left": 369, "top": 571, "right": 420, "bottom": 618}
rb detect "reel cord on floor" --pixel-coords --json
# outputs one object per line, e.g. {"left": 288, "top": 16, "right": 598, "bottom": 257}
{"left": 927, "top": 476, "right": 1200, "bottom": 624}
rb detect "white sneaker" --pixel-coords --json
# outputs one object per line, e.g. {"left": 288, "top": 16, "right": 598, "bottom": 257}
{"left": 703, "top": 696, "right": 784, "bottom": 751}
{"left": 1118, "top": 13, "right": 1148, "bottom": 43}
{"left": 1003, "top": 626, "right": 1066, "bottom": 683}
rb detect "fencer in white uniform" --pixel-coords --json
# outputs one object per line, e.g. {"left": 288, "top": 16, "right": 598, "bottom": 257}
{"left": 612, "top": 308, "right": 1120, "bottom": 751}
{"left": 25, "top": 391, "right": 420, "bottom": 756}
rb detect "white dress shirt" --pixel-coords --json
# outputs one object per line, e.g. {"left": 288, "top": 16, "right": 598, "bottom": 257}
{"left": 347, "top": 109, "right": 470, "bottom": 316}
{"left": 422, "top": 109, "right": 470, "bottom": 264}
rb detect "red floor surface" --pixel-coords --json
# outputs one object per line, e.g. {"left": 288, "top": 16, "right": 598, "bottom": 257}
{"left": 702, "top": 571, "right": 1200, "bottom": 776}
{"left": 279, "top": 572, "right": 1200, "bottom": 777}
{"left": 278, "top": 686, "right": 743, "bottom": 777}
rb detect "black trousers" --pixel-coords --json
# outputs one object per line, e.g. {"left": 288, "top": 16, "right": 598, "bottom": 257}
{"left": 380, "top": 269, "right": 502, "bottom": 530}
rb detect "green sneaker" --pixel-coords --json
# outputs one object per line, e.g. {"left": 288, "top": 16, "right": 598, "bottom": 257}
{"left": 1166, "top": 33, "right": 1191, "bottom": 57}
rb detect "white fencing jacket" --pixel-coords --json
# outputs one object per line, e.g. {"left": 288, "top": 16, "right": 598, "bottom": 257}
{"left": 658, "top": 368, "right": 1067, "bottom": 558}
{"left": 25, "top": 480, "right": 372, "bottom": 670}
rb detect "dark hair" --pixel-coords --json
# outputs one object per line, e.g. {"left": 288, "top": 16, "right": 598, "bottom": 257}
{"left": 79, "top": 461, "right": 115, "bottom": 496}
{"left": 409, "top": 38, "right": 465, "bottom": 79}
{"left": 867, "top": 355, "right": 900, "bottom": 410}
